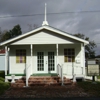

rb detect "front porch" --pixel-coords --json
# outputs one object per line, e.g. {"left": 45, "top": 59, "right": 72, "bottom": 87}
{"left": 4, "top": 43, "right": 85, "bottom": 87}
{"left": 5, "top": 44, "right": 85, "bottom": 75}
{"left": 5, "top": 73, "right": 58, "bottom": 80}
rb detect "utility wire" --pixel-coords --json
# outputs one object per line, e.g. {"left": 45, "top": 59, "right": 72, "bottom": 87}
{"left": 1, "top": 10, "right": 100, "bottom": 18}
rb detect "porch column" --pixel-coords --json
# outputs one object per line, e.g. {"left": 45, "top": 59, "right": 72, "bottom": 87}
{"left": 5, "top": 46, "right": 7, "bottom": 76}
{"left": 8, "top": 47, "right": 10, "bottom": 74}
{"left": 56, "top": 44, "right": 59, "bottom": 74}
{"left": 30, "top": 44, "right": 33, "bottom": 74}
{"left": 81, "top": 43, "right": 85, "bottom": 75}
{"left": 83, "top": 44, "right": 85, "bottom": 75}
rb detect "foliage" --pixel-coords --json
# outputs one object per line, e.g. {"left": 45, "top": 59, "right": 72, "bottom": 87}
{"left": 0, "top": 31, "right": 11, "bottom": 42}
{"left": 10, "top": 24, "right": 22, "bottom": 38}
{"left": 0, "top": 71, "right": 10, "bottom": 95}
{"left": 73, "top": 33, "right": 96, "bottom": 58}
{"left": 97, "top": 76, "right": 100, "bottom": 79}
{"left": 0, "top": 80, "right": 10, "bottom": 95}
{"left": 0, "top": 71, "right": 5, "bottom": 78}
{"left": 0, "top": 77, "right": 5, "bottom": 82}
{"left": 0, "top": 24, "right": 22, "bottom": 42}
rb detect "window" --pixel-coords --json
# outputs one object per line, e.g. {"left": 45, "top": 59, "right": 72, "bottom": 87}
{"left": 16, "top": 49, "right": 26, "bottom": 63}
{"left": 64, "top": 49, "right": 75, "bottom": 62}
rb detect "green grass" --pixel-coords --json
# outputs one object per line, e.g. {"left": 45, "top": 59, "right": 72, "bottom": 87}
{"left": 97, "top": 76, "right": 100, "bottom": 79}
{"left": 0, "top": 71, "right": 10, "bottom": 95}
{"left": 77, "top": 81, "right": 100, "bottom": 96}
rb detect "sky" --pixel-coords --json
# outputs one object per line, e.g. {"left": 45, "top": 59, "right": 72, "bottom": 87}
{"left": 0, "top": 0, "right": 100, "bottom": 55}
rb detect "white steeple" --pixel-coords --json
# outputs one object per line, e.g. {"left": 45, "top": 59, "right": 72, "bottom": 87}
{"left": 42, "top": 3, "right": 49, "bottom": 26}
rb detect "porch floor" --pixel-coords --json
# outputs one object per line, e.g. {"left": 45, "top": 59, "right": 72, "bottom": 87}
{"left": 6, "top": 73, "right": 58, "bottom": 76}
{"left": 6, "top": 74, "right": 26, "bottom": 76}
{"left": 31, "top": 73, "right": 58, "bottom": 76}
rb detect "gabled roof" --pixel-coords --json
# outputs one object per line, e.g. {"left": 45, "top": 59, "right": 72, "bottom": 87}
{"left": 0, "top": 25, "right": 89, "bottom": 46}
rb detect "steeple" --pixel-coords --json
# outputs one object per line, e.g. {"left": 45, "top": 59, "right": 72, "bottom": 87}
{"left": 42, "top": 3, "right": 49, "bottom": 26}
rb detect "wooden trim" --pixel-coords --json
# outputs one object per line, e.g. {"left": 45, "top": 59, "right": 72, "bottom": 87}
{"left": 0, "top": 26, "right": 89, "bottom": 46}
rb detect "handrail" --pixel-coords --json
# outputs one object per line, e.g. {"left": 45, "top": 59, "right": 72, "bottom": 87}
{"left": 57, "top": 64, "right": 61, "bottom": 77}
{"left": 26, "top": 63, "right": 31, "bottom": 87}
{"left": 57, "top": 64, "right": 63, "bottom": 86}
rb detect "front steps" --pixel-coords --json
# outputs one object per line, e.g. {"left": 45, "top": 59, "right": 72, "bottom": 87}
{"left": 11, "top": 76, "right": 72, "bottom": 88}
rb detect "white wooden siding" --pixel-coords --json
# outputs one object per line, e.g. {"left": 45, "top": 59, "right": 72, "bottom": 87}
{"left": 12, "top": 31, "right": 79, "bottom": 45}
{"left": 9, "top": 45, "right": 31, "bottom": 74}
{"left": 58, "top": 44, "right": 82, "bottom": 75}
{"left": 0, "top": 54, "right": 5, "bottom": 70}
{"left": 9, "top": 44, "right": 83, "bottom": 76}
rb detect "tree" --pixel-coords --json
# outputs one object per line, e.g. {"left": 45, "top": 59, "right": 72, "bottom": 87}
{"left": 0, "top": 31, "right": 10, "bottom": 42}
{"left": 0, "top": 24, "right": 22, "bottom": 42}
{"left": 73, "top": 33, "right": 96, "bottom": 58}
{"left": 9, "top": 24, "right": 22, "bottom": 38}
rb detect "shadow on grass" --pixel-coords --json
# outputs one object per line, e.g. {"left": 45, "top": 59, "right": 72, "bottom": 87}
{"left": 77, "top": 81, "right": 100, "bottom": 97}
{"left": 0, "top": 71, "right": 10, "bottom": 95}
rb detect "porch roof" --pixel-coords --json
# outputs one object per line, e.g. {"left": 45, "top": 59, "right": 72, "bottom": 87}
{"left": 0, "top": 25, "right": 89, "bottom": 46}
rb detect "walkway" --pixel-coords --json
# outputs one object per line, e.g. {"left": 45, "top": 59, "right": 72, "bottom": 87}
{"left": 0, "top": 85, "right": 91, "bottom": 98}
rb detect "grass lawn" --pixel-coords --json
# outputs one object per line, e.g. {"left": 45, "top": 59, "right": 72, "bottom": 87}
{"left": 97, "top": 76, "right": 100, "bottom": 79}
{"left": 0, "top": 71, "right": 10, "bottom": 95}
{"left": 0, "top": 71, "right": 100, "bottom": 97}
{"left": 77, "top": 81, "right": 100, "bottom": 97}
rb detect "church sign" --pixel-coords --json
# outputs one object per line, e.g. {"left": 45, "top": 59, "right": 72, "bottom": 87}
{"left": 87, "top": 64, "right": 100, "bottom": 76}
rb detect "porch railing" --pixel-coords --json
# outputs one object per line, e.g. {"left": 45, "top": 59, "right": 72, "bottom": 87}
{"left": 57, "top": 64, "right": 64, "bottom": 86}
{"left": 26, "top": 63, "right": 31, "bottom": 87}
{"left": 74, "top": 66, "right": 84, "bottom": 75}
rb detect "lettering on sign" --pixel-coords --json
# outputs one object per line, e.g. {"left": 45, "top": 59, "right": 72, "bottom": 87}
{"left": 88, "top": 65, "right": 99, "bottom": 76}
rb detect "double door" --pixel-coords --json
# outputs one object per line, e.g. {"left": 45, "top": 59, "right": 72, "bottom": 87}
{"left": 36, "top": 51, "right": 56, "bottom": 73}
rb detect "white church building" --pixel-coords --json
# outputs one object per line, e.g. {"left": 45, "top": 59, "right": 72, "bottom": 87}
{"left": 0, "top": 4, "right": 89, "bottom": 85}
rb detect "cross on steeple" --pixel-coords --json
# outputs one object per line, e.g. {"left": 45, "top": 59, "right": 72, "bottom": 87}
{"left": 42, "top": 3, "right": 49, "bottom": 26}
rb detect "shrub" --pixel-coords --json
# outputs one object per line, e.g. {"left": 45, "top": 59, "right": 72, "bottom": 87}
{"left": 0, "top": 71, "right": 5, "bottom": 78}
{"left": 0, "top": 77, "right": 5, "bottom": 82}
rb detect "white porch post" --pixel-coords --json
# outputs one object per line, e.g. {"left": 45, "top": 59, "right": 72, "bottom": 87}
{"left": 83, "top": 44, "right": 85, "bottom": 75}
{"left": 5, "top": 46, "right": 8, "bottom": 82}
{"left": 5, "top": 46, "right": 7, "bottom": 76}
{"left": 81, "top": 43, "right": 85, "bottom": 75}
{"left": 8, "top": 47, "right": 10, "bottom": 74}
{"left": 31, "top": 44, "right": 33, "bottom": 75}
{"left": 56, "top": 44, "right": 58, "bottom": 74}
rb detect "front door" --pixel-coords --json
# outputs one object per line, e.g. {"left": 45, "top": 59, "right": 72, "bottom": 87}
{"left": 36, "top": 51, "right": 56, "bottom": 73}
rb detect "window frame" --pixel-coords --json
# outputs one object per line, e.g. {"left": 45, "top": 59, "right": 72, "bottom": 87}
{"left": 64, "top": 48, "right": 75, "bottom": 62}
{"left": 16, "top": 49, "right": 26, "bottom": 63}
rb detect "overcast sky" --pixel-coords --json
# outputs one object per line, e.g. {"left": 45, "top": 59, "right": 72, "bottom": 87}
{"left": 0, "top": 0, "right": 100, "bottom": 55}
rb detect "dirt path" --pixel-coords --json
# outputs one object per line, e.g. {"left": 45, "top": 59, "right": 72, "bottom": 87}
{"left": 0, "top": 85, "right": 91, "bottom": 98}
